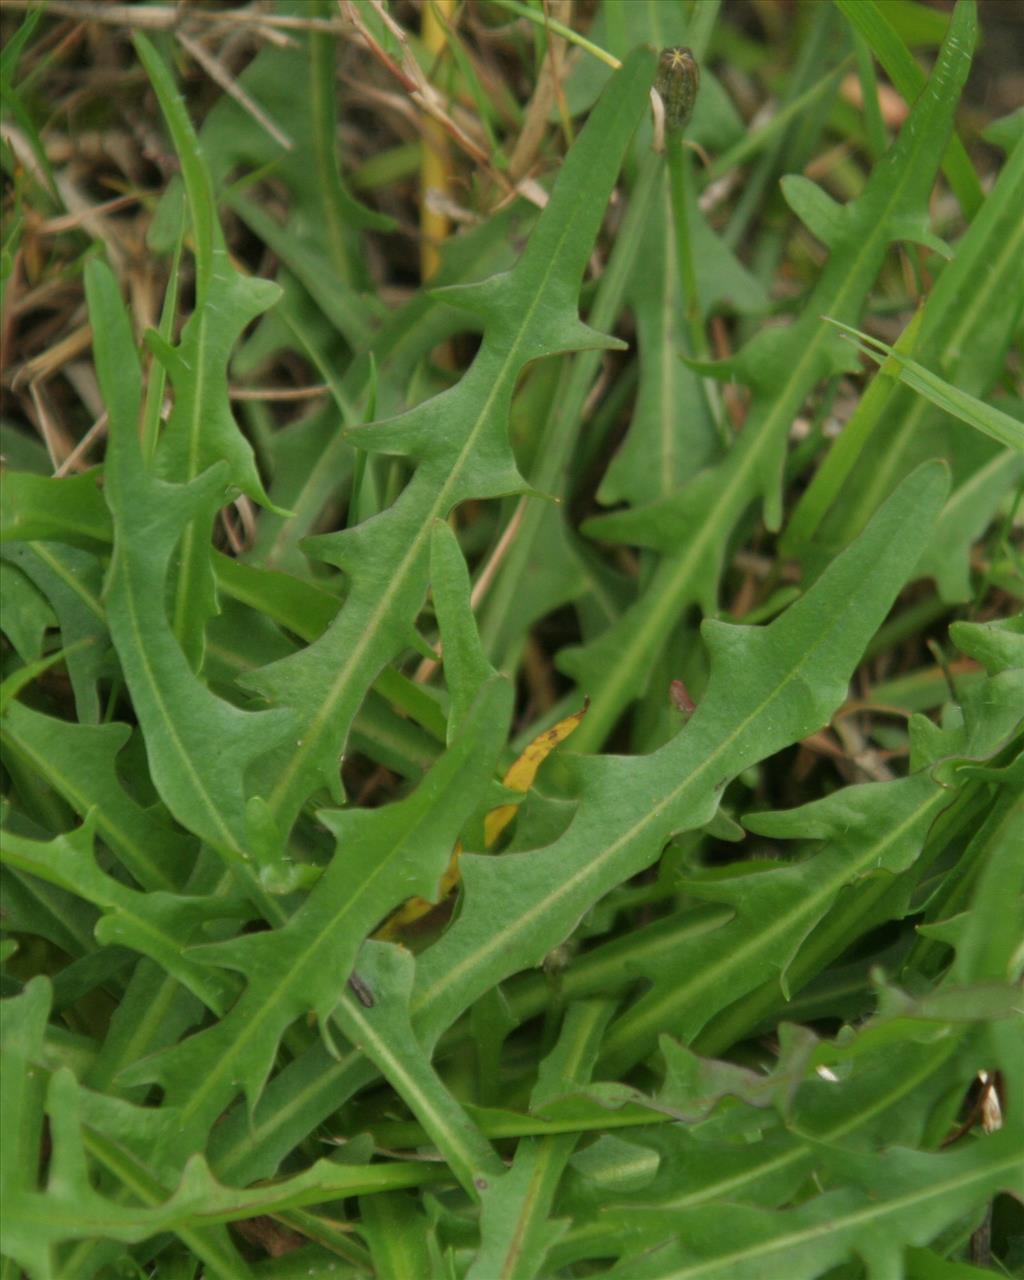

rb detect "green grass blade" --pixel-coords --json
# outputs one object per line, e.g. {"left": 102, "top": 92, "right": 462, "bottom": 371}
{"left": 835, "top": 0, "right": 983, "bottom": 217}
{"left": 561, "top": 0, "right": 976, "bottom": 751}
{"left": 827, "top": 317, "right": 1024, "bottom": 453}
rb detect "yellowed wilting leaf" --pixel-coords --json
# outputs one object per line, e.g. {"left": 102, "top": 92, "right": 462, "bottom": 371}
{"left": 484, "top": 698, "right": 590, "bottom": 845}
{"left": 374, "top": 701, "right": 589, "bottom": 941}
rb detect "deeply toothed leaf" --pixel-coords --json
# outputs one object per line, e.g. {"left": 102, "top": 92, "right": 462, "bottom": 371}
{"left": 238, "top": 49, "right": 658, "bottom": 830}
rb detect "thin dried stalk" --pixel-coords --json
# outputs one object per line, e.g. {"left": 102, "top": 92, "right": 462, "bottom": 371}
{"left": 176, "top": 29, "right": 293, "bottom": 151}
{"left": 4, "top": 0, "right": 339, "bottom": 39}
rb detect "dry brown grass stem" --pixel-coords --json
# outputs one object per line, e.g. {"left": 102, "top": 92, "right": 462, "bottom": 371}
{"left": 5, "top": 0, "right": 344, "bottom": 40}
{"left": 175, "top": 29, "right": 293, "bottom": 151}
{"left": 832, "top": 715, "right": 897, "bottom": 782}
{"left": 14, "top": 324, "right": 92, "bottom": 391}
{"left": 60, "top": 359, "right": 104, "bottom": 424}
{"left": 38, "top": 194, "right": 144, "bottom": 235}
{"left": 508, "top": 0, "right": 571, "bottom": 184}
{"left": 53, "top": 413, "right": 108, "bottom": 477}
{"left": 339, "top": 0, "right": 512, "bottom": 196}
{"left": 28, "top": 379, "right": 74, "bottom": 469}
{"left": 413, "top": 497, "right": 528, "bottom": 685}
{"left": 469, "top": 498, "right": 527, "bottom": 614}
{"left": 228, "top": 385, "right": 329, "bottom": 402}
{"left": 0, "top": 122, "right": 58, "bottom": 201}
{"left": 420, "top": 0, "right": 456, "bottom": 280}
{"left": 220, "top": 496, "right": 258, "bottom": 555}
{"left": 54, "top": 171, "right": 131, "bottom": 273}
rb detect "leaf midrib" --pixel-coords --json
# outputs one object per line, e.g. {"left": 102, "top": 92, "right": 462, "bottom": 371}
{"left": 416, "top": 546, "right": 897, "bottom": 1019}
{"left": 176, "top": 731, "right": 484, "bottom": 1132}
{"left": 579, "top": 46, "right": 960, "bottom": 745}
{"left": 1, "top": 718, "right": 175, "bottom": 893}
{"left": 114, "top": 542, "right": 244, "bottom": 859}
{"left": 29, "top": 542, "right": 104, "bottom": 619}
{"left": 169, "top": 305, "right": 210, "bottom": 652}
{"left": 832, "top": 188, "right": 1024, "bottom": 538}
{"left": 602, "top": 784, "right": 950, "bottom": 1060}
{"left": 652, "top": 1143, "right": 1017, "bottom": 1280}
{"left": 268, "top": 175, "right": 605, "bottom": 820}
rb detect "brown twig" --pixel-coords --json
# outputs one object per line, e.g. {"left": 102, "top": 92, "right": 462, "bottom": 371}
{"left": 420, "top": 0, "right": 456, "bottom": 280}
{"left": 14, "top": 324, "right": 93, "bottom": 391}
{"left": 228, "top": 384, "right": 329, "bottom": 402}
{"left": 4, "top": 0, "right": 338, "bottom": 39}
{"left": 175, "top": 30, "right": 293, "bottom": 152}
{"left": 38, "top": 193, "right": 144, "bottom": 235}
{"left": 28, "top": 380, "right": 74, "bottom": 470}
{"left": 508, "top": 0, "right": 571, "bottom": 183}
{"left": 53, "top": 413, "right": 108, "bottom": 477}
{"left": 413, "top": 499, "right": 527, "bottom": 684}
{"left": 339, "top": 0, "right": 512, "bottom": 196}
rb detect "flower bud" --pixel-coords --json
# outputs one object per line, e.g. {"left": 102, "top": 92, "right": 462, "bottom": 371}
{"left": 656, "top": 46, "right": 700, "bottom": 134}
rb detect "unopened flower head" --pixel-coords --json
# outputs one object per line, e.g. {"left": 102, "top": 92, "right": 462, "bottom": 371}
{"left": 656, "top": 46, "right": 700, "bottom": 134}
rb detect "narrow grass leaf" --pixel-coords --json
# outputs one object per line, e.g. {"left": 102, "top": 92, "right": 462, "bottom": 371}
{"left": 562, "top": 1, "right": 975, "bottom": 750}
{"left": 826, "top": 317, "right": 1024, "bottom": 453}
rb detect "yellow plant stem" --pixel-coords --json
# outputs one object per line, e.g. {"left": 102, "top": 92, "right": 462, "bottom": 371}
{"left": 376, "top": 701, "right": 589, "bottom": 941}
{"left": 420, "top": 0, "right": 456, "bottom": 281}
